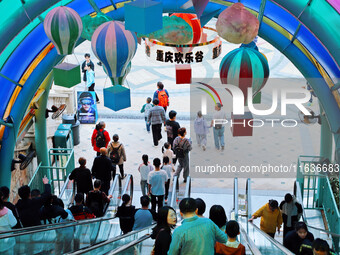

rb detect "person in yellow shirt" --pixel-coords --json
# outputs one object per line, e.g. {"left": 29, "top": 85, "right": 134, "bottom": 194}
{"left": 248, "top": 200, "right": 283, "bottom": 238}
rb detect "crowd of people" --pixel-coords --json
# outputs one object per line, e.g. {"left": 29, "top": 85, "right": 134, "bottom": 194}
{"left": 0, "top": 177, "right": 337, "bottom": 255}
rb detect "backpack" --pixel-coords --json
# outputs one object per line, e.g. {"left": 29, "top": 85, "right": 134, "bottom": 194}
{"left": 110, "top": 144, "right": 122, "bottom": 164}
{"left": 166, "top": 123, "right": 173, "bottom": 139}
{"left": 157, "top": 90, "right": 168, "bottom": 107}
{"left": 96, "top": 129, "right": 106, "bottom": 148}
{"left": 72, "top": 206, "right": 95, "bottom": 220}
{"left": 174, "top": 139, "right": 186, "bottom": 158}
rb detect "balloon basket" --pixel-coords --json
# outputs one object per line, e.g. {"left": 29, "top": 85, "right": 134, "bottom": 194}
{"left": 103, "top": 85, "right": 131, "bottom": 111}
{"left": 231, "top": 112, "right": 253, "bottom": 137}
{"left": 124, "top": 0, "right": 163, "bottom": 34}
{"left": 53, "top": 63, "right": 81, "bottom": 88}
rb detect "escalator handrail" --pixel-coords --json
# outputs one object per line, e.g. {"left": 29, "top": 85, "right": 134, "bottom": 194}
{"left": 249, "top": 222, "right": 295, "bottom": 255}
{"left": 294, "top": 181, "right": 340, "bottom": 238}
{"left": 170, "top": 175, "right": 179, "bottom": 209}
{"left": 68, "top": 224, "right": 156, "bottom": 255}
{"left": 107, "top": 234, "right": 151, "bottom": 255}
{"left": 234, "top": 177, "right": 238, "bottom": 220}
{"left": 0, "top": 174, "right": 122, "bottom": 237}
{"left": 104, "top": 174, "right": 122, "bottom": 215}
{"left": 184, "top": 176, "right": 191, "bottom": 198}
{"left": 119, "top": 174, "right": 133, "bottom": 206}
{"left": 246, "top": 178, "right": 252, "bottom": 218}
{"left": 239, "top": 223, "right": 262, "bottom": 255}
{"left": 59, "top": 173, "right": 72, "bottom": 199}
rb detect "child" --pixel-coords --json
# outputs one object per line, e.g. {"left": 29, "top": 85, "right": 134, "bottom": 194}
{"left": 161, "top": 156, "right": 172, "bottom": 203}
{"left": 138, "top": 155, "right": 154, "bottom": 196}
{"left": 162, "top": 142, "right": 175, "bottom": 168}
{"left": 140, "top": 97, "right": 153, "bottom": 133}
{"left": 215, "top": 220, "right": 246, "bottom": 255}
{"left": 194, "top": 111, "right": 209, "bottom": 151}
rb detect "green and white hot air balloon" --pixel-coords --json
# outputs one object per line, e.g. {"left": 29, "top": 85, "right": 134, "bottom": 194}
{"left": 44, "top": 6, "right": 83, "bottom": 55}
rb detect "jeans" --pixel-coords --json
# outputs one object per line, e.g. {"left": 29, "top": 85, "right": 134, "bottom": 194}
{"left": 151, "top": 194, "right": 164, "bottom": 212}
{"left": 196, "top": 134, "right": 207, "bottom": 146}
{"left": 213, "top": 127, "right": 225, "bottom": 149}
{"left": 145, "top": 117, "right": 151, "bottom": 132}
{"left": 174, "top": 153, "right": 189, "bottom": 181}
{"left": 151, "top": 124, "right": 162, "bottom": 146}
{"left": 88, "top": 83, "right": 99, "bottom": 102}
{"left": 165, "top": 179, "right": 170, "bottom": 200}
{"left": 140, "top": 180, "right": 148, "bottom": 196}
{"left": 113, "top": 164, "right": 124, "bottom": 178}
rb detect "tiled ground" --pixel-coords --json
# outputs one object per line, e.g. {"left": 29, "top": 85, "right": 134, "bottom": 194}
{"left": 52, "top": 18, "right": 322, "bottom": 198}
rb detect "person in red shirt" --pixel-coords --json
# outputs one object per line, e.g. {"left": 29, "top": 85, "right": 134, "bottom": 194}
{"left": 91, "top": 121, "right": 110, "bottom": 156}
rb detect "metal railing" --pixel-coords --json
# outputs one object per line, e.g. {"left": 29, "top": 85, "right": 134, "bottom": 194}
{"left": 295, "top": 181, "right": 340, "bottom": 252}
{"left": 296, "top": 155, "right": 340, "bottom": 252}
{"left": 28, "top": 148, "right": 75, "bottom": 195}
{"left": 184, "top": 176, "right": 191, "bottom": 198}
{"left": 119, "top": 174, "right": 133, "bottom": 206}
{"left": 233, "top": 178, "right": 239, "bottom": 220}
{"left": 170, "top": 175, "right": 179, "bottom": 209}
{"left": 246, "top": 178, "right": 252, "bottom": 218}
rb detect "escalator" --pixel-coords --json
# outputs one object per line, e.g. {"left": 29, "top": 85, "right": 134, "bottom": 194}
{"left": 0, "top": 174, "right": 125, "bottom": 254}
{"left": 234, "top": 178, "right": 296, "bottom": 255}
{"left": 68, "top": 175, "right": 193, "bottom": 255}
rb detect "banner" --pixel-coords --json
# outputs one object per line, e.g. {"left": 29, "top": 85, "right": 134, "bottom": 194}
{"left": 77, "top": 91, "right": 98, "bottom": 124}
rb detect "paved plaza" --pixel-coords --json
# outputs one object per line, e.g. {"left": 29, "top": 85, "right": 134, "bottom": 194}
{"left": 52, "top": 19, "right": 321, "bottom": 195}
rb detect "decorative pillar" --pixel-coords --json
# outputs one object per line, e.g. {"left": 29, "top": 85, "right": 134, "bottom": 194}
{"left": 35, "top": 72, "right": 54, "bottom": 169}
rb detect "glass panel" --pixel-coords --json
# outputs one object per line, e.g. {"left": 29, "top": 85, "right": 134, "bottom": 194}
{"left": 240, "top": 219, "right": 286, "bottom": 255}
{"left": 81, "top": 228, "right": 152, "bottom": 255}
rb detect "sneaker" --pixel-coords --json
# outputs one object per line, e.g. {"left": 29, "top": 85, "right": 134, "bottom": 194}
{"left": 221, "top": 146, "right": 225, "bottom": 151}
{"left": 153, "top": 144, "right": 159, "bottom": 147}
{"left": 202, "top": 146, "right": 206, "bottom": 151}
{"left": 215, "top": 147, "right": 220, "bottom": 151}
{"left": 121, "top": 174, "right": 127, "bottom": 179}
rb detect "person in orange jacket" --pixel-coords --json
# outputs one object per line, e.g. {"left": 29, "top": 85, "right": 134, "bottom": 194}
{"left": 248, "top": 199, "right": 283, "bottom": 238}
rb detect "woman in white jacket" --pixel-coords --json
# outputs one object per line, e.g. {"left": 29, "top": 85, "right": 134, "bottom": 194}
{"left": 0, "top": 190, "right": 17, "bottom": 255}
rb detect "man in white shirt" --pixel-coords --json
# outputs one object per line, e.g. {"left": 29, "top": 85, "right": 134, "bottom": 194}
{"left": 210, "top": 103, "right": 227, "bottom": 151}
{"left": 147, "top": 158, "right": 167, "bottom": 212}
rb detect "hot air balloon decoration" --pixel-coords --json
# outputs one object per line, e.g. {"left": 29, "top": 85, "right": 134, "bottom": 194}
{"left": 44, "top": 6, "right": 83, "bottom": 55}
{"left": 219, "top": 47, "right": 269, "bottom": 104}
{"left": 44, "top": 6, "right": 83, "bottom": 88}
{"left": 216, "top": 3, "right": 259, "bottom": 44}
{"left": 91, "top": 21, "right": 138, "bottom": 111}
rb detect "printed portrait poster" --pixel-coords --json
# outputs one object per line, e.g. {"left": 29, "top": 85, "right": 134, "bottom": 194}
{"left": 77, "top": 91, "right": 98, "bottom": 124}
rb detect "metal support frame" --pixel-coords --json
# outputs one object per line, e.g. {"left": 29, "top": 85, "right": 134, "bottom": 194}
{"left": 258, "top": 0, "right": 267, "bottom": 30}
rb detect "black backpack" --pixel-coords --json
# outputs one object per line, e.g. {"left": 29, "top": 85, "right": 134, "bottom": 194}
{"left": 110, "top": 144, "right": 122, "bottom": 164}
{"left": 96, "top": 130, "right": 106, "bottom": 148}
{"left": 174, "top": 139, "right": 186, "bottom": 158}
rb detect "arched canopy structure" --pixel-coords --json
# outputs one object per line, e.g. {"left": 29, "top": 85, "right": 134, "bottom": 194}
{"left": 0, "top": 0, "right": 339, "bottom": 187}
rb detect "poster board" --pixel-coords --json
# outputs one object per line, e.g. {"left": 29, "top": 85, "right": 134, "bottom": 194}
{"left": 77, "top": 91, "right": 98, "bottom": 124}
